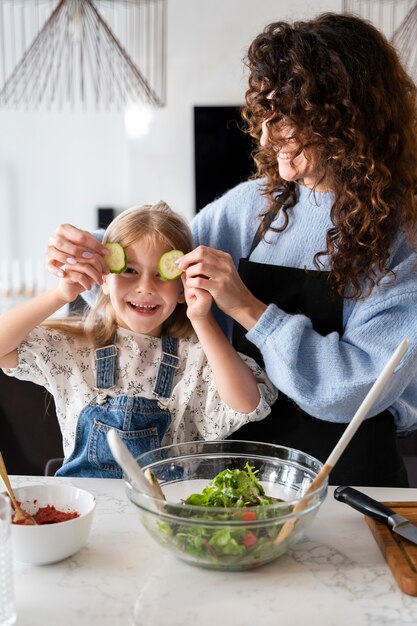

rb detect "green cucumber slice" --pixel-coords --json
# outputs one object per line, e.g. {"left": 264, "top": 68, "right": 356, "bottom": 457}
{"left": 158, "top": 249, "right": 184, "bottom": 281}
{"left": 104, "top": 243, "right": 127, "bottom": 274}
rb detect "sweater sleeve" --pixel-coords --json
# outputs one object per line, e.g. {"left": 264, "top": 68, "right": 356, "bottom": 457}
{"left": 247, "top": 254, "right": 417, "bottom": 430}
{"left": 191, "top": 180, "right": 265, "bottom": 262}
{"left": 191, "top": 180, "right": 266, "bottom": 337}
{"left": 80, "top": 228, "right": 105, "bottom": 308}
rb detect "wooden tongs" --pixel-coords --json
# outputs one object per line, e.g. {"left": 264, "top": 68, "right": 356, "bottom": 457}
{"left": 0, "top": 452, "right": 37, "bottom": 525}
{"left": 275, "top": 338, "right": 410, "bottom": 545}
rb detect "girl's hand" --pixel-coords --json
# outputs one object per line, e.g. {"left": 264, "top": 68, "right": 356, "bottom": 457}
{"left": 46, "top": 223, "right": 109, "bottom": 285}
{"left": 56, "top": 276, "right": 87, "bottom": 303}
{"left": 58, "top": 261, "right": 103, "bottom": 302}
{"left": 182, "top": 275, "right": 213, "bottom": 321}
{"left": 178, "top": 246, "right": 254, "bottom": 316}
{"left": 178, "top": 246, "right": 268, "bottom": 331}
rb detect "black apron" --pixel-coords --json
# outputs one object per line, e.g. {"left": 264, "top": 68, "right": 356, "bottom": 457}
{"left": 232, "top": 231, "right": 408, "bottom": 487}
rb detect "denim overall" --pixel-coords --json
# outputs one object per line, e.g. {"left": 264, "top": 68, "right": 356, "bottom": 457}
{"left": 56, "top": 335, "right": 179, "bottom": 478}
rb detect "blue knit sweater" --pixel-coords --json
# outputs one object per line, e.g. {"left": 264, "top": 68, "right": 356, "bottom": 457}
{"left": 192, "top": 180, "right": 417, "bottom": 431}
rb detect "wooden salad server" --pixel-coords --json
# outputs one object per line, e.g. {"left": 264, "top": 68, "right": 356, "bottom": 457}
{"left": 0, "top": 452, "right": 37, "bottom": 525}
{"left": 275, "top": 338, "right": 410, "bottom": 545}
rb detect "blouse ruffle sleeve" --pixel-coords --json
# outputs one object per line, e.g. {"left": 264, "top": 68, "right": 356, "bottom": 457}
{"left": 1, "top": 326, "right": 65, "bottom": 394}
{"left": 174, "top": 345, "right": 278, "bottom": 442}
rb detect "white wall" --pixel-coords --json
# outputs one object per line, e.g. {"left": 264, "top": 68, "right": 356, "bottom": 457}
{"left": 128, "top": 0, "right": 340, "bottom": 216}
{"left": 0, "top": 0, "right": 340, "bottom": 265}
{"left": 0, "top": 112, "right": 128, "bottom": 262}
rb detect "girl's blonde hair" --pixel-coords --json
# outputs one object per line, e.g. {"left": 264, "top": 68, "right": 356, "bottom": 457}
{"left": 46, "top": 201, "right": 194, "bottom": 346}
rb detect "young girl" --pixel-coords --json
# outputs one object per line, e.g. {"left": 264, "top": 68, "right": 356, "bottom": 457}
{"left": 0, "top": 202, "right": 277, "bottom": 478}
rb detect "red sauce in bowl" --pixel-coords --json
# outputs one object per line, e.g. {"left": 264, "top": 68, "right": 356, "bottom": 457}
{"left": 13, "top": 500, "right": 80, "bottom": 525}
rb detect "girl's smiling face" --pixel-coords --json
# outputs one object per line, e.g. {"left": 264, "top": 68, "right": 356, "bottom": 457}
{"left": 102, "top": 236, "right": 185, "bottom": 337}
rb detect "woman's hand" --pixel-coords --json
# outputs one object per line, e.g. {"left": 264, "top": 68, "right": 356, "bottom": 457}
{"left": 178, "top": 246, "right": 267, "bottom": 330}
{"left": 46, "top": 223, "right": 109, "bottom": 286}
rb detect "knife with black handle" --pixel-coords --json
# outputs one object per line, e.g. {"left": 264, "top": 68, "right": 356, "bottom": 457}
{"left": 334, "top": 485, "right": 417, "bottom": 545}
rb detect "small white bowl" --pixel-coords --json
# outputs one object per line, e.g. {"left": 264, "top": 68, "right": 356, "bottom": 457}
{"left": 10, "top": 483, "right": 96, "bottom": 565}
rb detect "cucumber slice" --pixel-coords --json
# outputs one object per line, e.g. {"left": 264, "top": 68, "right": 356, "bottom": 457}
{"left": 158, "top": 249, "right": 184, "bottom": 281}
{"left": 104, "top": 243, "right": 127, "bottom": 274}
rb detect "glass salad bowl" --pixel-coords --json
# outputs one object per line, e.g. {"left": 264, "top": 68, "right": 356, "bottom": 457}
{"left": 126, "top": 440, "right": 328, "bottom": 571}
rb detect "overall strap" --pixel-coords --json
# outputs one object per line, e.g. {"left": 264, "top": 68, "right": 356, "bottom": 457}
{"left": 94, "top": 344, "right": 117, "bottom": 389}
{"left": 153, "top": 335, "right": 179, "bottom": 402}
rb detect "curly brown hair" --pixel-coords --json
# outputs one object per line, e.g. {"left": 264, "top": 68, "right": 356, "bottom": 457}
{"left": 243, "top": 12, "right": 417, "bottom": 298}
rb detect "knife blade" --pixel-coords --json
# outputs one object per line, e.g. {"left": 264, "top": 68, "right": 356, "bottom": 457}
{"left": 334, "top": 485, "right": 417, "bottom": 545}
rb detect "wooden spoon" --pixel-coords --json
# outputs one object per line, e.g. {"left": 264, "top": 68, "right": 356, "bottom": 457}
{"left": 0, "top": 452, "right": 37, "bottom": 525}
{"left": 274, "top": 338, "right": 410, "bottom": 545}
{"left": 144, "top": 468, "right": 166, "bottom": 501}
{"left": 107, "top": 428, "right": 166, "bottom": 505}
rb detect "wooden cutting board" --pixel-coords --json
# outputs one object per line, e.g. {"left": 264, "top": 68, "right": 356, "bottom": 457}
{"left": 365, "top": 501, "right": 417, "bottom": 596}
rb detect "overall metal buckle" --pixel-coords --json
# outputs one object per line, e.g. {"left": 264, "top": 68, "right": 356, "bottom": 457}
{"left": 159, "top": 351, "right": 180, "bottom": 369}
{"left": 94, "top": 345, "right": 118, "bottom": 360}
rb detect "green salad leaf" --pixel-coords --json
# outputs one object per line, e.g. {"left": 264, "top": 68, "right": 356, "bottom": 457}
{"left": 184, "top": 463, "right": 274, "bottom": 508}
{"left": 152, "top": 463, "right": 294, "bottom": 569}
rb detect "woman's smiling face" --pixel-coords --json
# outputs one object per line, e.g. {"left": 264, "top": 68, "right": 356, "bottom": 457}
{"left": 102, "top": 236, "right": 184, "bottom": 337}
{"left": 260, "top": 120, "right": 330, "bottom": 191}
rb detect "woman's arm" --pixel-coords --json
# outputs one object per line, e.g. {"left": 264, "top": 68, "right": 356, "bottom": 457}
{"left": 181, "top": 236, "right": 417, "bottom": 430}
{"left": 183, "top": 278, "right": 260, "bottom": 413}
{"left": 247, "top": 287, "right": 417, "bottom": 424}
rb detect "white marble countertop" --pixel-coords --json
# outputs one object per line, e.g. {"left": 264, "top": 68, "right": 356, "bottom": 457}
{"left": 10, "top": 476, "right": 417, "bottom": 626}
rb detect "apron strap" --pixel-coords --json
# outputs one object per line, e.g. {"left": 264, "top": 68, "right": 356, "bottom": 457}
{"left": 248, "top": 212, "right": 276, "bottom": 257}
{"left": 153, "top": 335, "right": 179, "bottom": 402}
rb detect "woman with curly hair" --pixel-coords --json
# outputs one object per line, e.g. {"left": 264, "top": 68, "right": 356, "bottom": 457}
{"left": 47, "top": 13, "right": 417, "bottom": 486}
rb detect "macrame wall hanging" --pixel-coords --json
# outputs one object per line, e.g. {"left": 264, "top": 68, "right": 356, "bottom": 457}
{"left": 0, "top": 0, "right": 166, "bottom": 110}
{"left": 343, "top": 0, "right": 417, "bottom": 82}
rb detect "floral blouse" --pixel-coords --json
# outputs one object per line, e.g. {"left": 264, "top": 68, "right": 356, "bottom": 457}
{"left": 3, "top": 326, "right": 277, "bottom": 459}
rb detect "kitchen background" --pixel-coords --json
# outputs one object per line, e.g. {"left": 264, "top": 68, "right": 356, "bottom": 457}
{"left": 0, "top": 0, "right": 414, "bottom": 291}
{"left": 1, "top": 0, "right": 417, "bottom": 478}
{"left": 0, "top": 0, "right": 362, "bottom": 285}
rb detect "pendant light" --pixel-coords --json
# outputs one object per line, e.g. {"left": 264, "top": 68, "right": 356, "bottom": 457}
{"left": 0, "top": 0, "right": 166, "bottom": 110}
